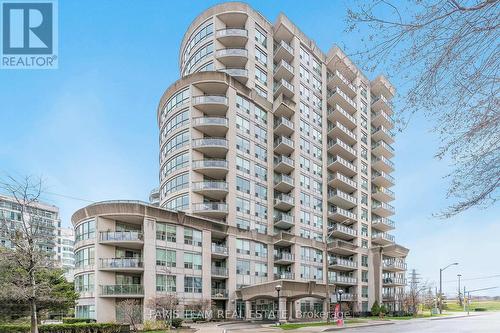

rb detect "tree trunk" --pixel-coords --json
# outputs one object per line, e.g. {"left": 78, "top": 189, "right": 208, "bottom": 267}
{"left": 30, "top": 300, "right": 38, "bottom": 333}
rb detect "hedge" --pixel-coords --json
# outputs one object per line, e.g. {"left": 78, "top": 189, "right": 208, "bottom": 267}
{"left": 62, "top": 318, "right": 97, "bottom": 324}
{"left": 0, "top": 323, "right": 127, "bottom": 333}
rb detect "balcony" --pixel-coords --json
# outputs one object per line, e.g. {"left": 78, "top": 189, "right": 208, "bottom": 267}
{"left": 332, "top": 293, "right": 357, "bottom": 302}
{"left": 274, "top": 116, "right": 294, "bottom": 136}
{"left": 192, "top": 181, "right": 228, "bottom": 200}
{"left": 329, "top": 275, "right": 357, "bottom": 286}
{"left": 192, "top": 138, "right": 228, "bottom": 158}
{"left": 100, "top": 284, "right": 144, "bottom": 297}
{"left": 372, "top": 171, "right": 395, "bottom": 188}
{"left": 274, "top": 136, "right": 294, "bottom": 155}
{"left": 99, "top": 258, "right": 143, "bottom": 272}
{"left": 273, "top": 94, "right": 295, "bottom": 118}
{"left": 372, "top": 140, "right": 395, "bottom": 159}
{"left": 192, "top": 116, "right": 229, "bottom": 137}
{"left": 372, "top": 125, "right": 394, "bottom": 144}
{"left": 192, "top": 202, "right": 228, "bottom": 218}
{"left": 328, "top": 138, "right": 356, "bottom": 160}
{"left": 99, "top": 231, "right": 143, "bottom": 249}
{"left": 328, "top": 205, "right": 357, "bottom": 223}
{"left": 192, "top": 95, "right": 228, "bottom": 115}
{"left": 274, "top": 174, "right": 295, "bottom": 193}
{"left": 328, "top": 172, "right": 357, "bottom": 193}
{"left": 328, "top": 121, "right": 357, "bottom": 145}
{"left": 216, "top": 28, "right": 248, "bottom": 46}
{"left": 218, "top": 68, "right": 248, "bottom": 84}
{"left": 327, "top": 155, "right": 357, "bottom": 177}
{"left": 329, "top": 257, "right": 358, "bottom": 271}
{"left": 274, "top": 212, "right": 294, "bottom": 229}
{"left": 383, "top": 260, "right": 407, "bottom": 272}
{"left": 328, "top": 240, "right": 358, "bottom": 255}
{"left": 372, "top": 187, "right": 395, "bottom": 202}
{"left": 211, "top": 288, "right": 229, "bottom": 299}
{"left": 383, "top": 277, "right": 407, "bottom": 286}
{"left": 371, "top": 94, "right": 392, "bottom": 116}
{"left": 372, "top": 201, "right": 395, "bottom": 217}
{"left": 328, "top": 223, "right": 357, "bottom": 240}
{"left": 274, "top": 272, "right": 295, "bottom": 280}
{"left": 192, "top": 159, "right": 228, "bottom": 179}
{"left": 274, "top": 231, "right": 295, "bottom": 246}
{"left": 328, "top": 70, "right": 357, "bottom": 96}
{"left": 328, "top": 87, "right": 357, "bottom": 114}
{"left": 328, "top": 189, "right": 357, "bottom": 209}
{"left": 216, "top": 48, "right": 248, "bottom": 67}
{"left": 274, "top": 194, "right": 295, "bottom": 211}
{"left": 274, "top": 155, "right": 294, "bottom": 174}
{"left": 211, "top": 267, "right": 229, "bottom": 278}
{"left": 371, "top": 111, "right": 394, "bottom": 129}
{"left": 372, "top": 216, "right": 395, "bottom": 232}
{"left": 274, "top": 252, "right": 295, "bottom": 264}
{"left": 274, "top": 59, "right": 294, "bottom": 81}
{"left": 327, "top": 105, "right": 356, "bottom": 129}
{"left": 274, "top": 79, "right": 294, "bottom": 98}
{"left": 372, "top": 232, "right": 395, "bottom": 245}
{"left": 274, "top": 40, "right": 294, "bottom": 63}
{"left": 211, "top": 244, "right": 229, "bottom": 258}
{"left": 372, "top": 156, "right": 395, "bottom": 173}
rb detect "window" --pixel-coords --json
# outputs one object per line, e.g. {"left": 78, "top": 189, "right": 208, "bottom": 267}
{"left": 361, "top": 147, "right": 368, "bottom": 160}
{"left": 361, "top": 130, "right": 368, "bottom": 144}
{"left": 312, "top": 76, "right": 321, "bottom": 92}
{"left": 361, "top": 115, "right": 368, "bottom": 129}
{"left": 256, "top": 223, "right": 267, "bottom": 234}
{"left": 254, "top": 105, "right": 267, "bottom": 123}
{"left": 255, "top": 66, "right": 267, "bottom": 86}
{"left": 236, "top": 197, "right": 250, "bottom": 214}
{"left": 300, "top": 155, "right": 310, "bottom": 171}
{"left": 184, "top": 252, "right": 202, "bottom": 270}
{"left": 362, "top": 239, "right": 368, "bottom": 249}
{"left": 165, "top": 194, "right": 188, "bottom": 211}
{"left": 255, "top": 203, "right": 267, "bottom": 218}
{"left": 361, "top": 224, "right": 368, "bottom": 237}
{"left": 236, "top": 217, "right": 250, "bottom": 230}
{"left": 75, "top": 219, "right": 95, "bottom": 242}
{"left": 162, "top": 89, "right": 189, "bottom": 121}
{"left": 164, "top": 172, "right": 189, "bottom": 195}
{"left": 184, "top": 228, "right": 202, "bottom": 246}
{"left": 184, "top": 276, "right": 202, "bottom": 293}
{"left": 183, "top": 22, "right": 213, "bottom": 61}
{"left": 236, "top": 156, "right": 250, "bottom": 173}
{"left": 254, "top": 164, "right": 267, "bottom": 181}
{"left": 184, "top": 43, "right": 214, "bottom": 75}
{"left": 300, "top": 210, "right": 310, "bottom": 225}
{"left": 236, "top": 239, "right": 250, "bottom": 255}
{"left": 312, "top": 58, "right": 321, "bottom": 76}
{"left": 156, "top": 248, "right": 176, "bottom": 267}
{"left": 236, "top": 259, "right": 250, "bottom": 275}
{"left": 156, "top": 274, "right": 176, "bottom": 292}
{"left": 361, "top": 100, "right": 367, "bottom": 114}
{"left": 74, "top": 247, "right": 94, "bottom": 268}
{"left": 361, "top": 208, "right": 368, "bottom": 221}
{"left": 361, "top": 193, "right": 368, "bottom": 205}
{"left": 362, "top": 271, "right": 368, "bottom": 283}
{"left": 255, "top": 85, "right": 267, "bottom": 99}
{"left": 162, "top": 152, "right": 189, "bottom": 177}
{"left": 74, "top": 273, "right": 94, "bottom": 293}
{"left": 236, "top": 136, "right": 250, "bottom": 153}
{"left": 164, "top": 109, "right": 189, "bottom": 133}
{"left": 300, "top": 102, "right": 310, "bottom": 118}
{"left": 361, "top": 162, "right": 368, "bottom": 175}
{"left": 362, "top": 255, "right": 368, "bottom": 267}
{"left": 255, "top": 27, "right": 267, "bottom": 48}
{"left": 300, "top": 192, "right": 311, "bottom": 206}
{"left": 236, "top": 95, "right": 250, "bottom": 114}
{"left": 313, "top": 215, "right": 323, "bottom": 228}
{"left": 362, "top": 286, "right": 368, "bottom": 298}
{"left": 313, "top": 162, "right": 322, "bottom": 176}
{"left": 300, "top": 84, "right": 310, "bottom": 100}
{"left": 254, "top": 242, "right": 268, "bottom": 257}
{"left": 163, "top": 130, "right": 189, "bottom": 156}
{"left": 255, "top": 127, "right": 267, "bottom": 143}
{"left": 255, "top": 144, "right": 267, "bottom": 161}
{"left": 300, "top": 47, "right": 310, "bottom": 65}
{"left": 236, "top": 115, "right": 250, "bottom": 134}
{"left": 156, "top": 223, "right": 176, "bottom": 242}
{"left": 361, "top": 177, "right": 368, "bottom": 190}
{"left": 255, "top": 183, "right": 267, "bottom": 199}
{"left": 299, "top": 66, "right": 310, "bottom": 82}
{"left": 75, "top": 305, "right": 95, "bottom": 319}
{"left": 300, "top": 174, "right": 311, "bottom": 189}
{"left": 255, "top": 48, "right": 267, "bottom": 66}
{"left": 255, "top": 262, "right": 268, "bottom": 277}
{"left": 236, "top": 176, "right": 250, "bottom": 194}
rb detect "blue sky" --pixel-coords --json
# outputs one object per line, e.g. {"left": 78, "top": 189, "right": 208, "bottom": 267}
{"left": 0, "top": 0, "right": 498, "bottom": 296}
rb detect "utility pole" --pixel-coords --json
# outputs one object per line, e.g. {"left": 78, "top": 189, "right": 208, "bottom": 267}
{"left": 457, "top": 274, "right": 462, "bottom": 307}
{"left": 439, "top": 262, "right": 459, "bottom": 314}
{"left": 463, "top": 286, "right": 466, "bottom": 312}
{"left": 324, "top": 226, "right": 336, "bottom": 323}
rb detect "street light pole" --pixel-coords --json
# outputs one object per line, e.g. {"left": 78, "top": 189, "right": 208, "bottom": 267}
{"left": 275, "top": 284, "right": 282, "bottom": 325}
{"left": 324, "top": 227, "right": 335, "bottom": 323}
{"left": 439, "top": 262, "right": 458, "bottom": 314}
{"left": 457, "top": 274, "right": 462, "bottom": 307}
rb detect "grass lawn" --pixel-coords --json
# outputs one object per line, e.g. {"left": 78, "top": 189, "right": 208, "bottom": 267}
{"left": 277, "top": 319, "right": 366, "bottom": 330}
{"left": 445, "top": 300, "right": 500, "bottom": 312}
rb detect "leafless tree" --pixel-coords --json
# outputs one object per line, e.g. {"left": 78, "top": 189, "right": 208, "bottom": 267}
{"left": 0, "top": 175, "right": 57, "bottom": 333}
{"left": 147, "top": 293, "right": 179, "bottom": 328}
{"left": 116, "top": 299, "right": 142, "bottom": 333}
{"left": 346, "top": 0, "right": 500, "bottom": 218}
{"left": 400, "top": 280, "right": 433, "bottom": 315}
{"left": 187, "top": 298, "right": 214, "bottom": 320}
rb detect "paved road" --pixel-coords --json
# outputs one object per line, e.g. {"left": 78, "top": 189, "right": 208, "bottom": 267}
{"left": 221, "top": 312, "right": 500, "bottom": 332}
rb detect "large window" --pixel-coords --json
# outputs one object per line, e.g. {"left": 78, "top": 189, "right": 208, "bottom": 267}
{"left": 164, "top": 109, "right": 189, "bottom": 133}
{"left": 165, "top": 194, "right": 189, "bottom": 211}
{"left": 75, "top": 305, "right": 95, "bottom": 319}
{"left": 184, "top": 252, "right": 202, "bottom": 270}
{"left": 184, "top": 276, "right": 202, "bottom": 293}
{"left": 161, "top": 152, "right": 189, "bottom": 179}
{"left": 163, "top": 130, "right": 189, "bottom": 156}
{"left": 236, "top": 259, "right": 250, "bottom": 275}
{"left": 255, "top": 27, "right": 267, "bottom": 48}
{"left": 164, "top": 172, "right": 189, "bottom": 195}
{"left": 184, "top": 43, "right": 214, "bottom": 75}
{"left": 162, "top": 89, "right": 189, "bottom": 120}
{"left": 156, "top": 274, "right": 176, "bottom": 292}
{"left": 184, "top": 228, "right": 202, "bottom": 246}
{"left": 183, "top": 22, "right": 213, "bottom": 62}
{"left": 156, "top": 223, "right": 176, "bottom": 242}
{"left": 156, "top": 248, "right": 176, "bottom": 267}
{"left": 236, "top": 176, "right": 250, "bottom": 194}
{"left": 74, "top": 247, "right": 94, "bottom": 268}
{"left": 74, "top": 273, "right": 94, "bottom": 293}
{"left": 236, "top": 239, "right": 250, "bottom": 255}
{"left": 75, "top": 219, "right": 95, "bottom": 242}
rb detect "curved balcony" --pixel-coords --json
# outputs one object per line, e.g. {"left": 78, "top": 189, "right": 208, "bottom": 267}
{"left": 100, "top": 284, "right": 144, "bottom": 298}
{"left": 192, "top": 202, "right": 228, "bottom": 218}
{"left": 218, "top": 68, "right": 248, "bottom": 84}
{"left": 216, "top": 48, "right": 248, "bottom": 67}
{"left": 192, "top": 95, "right": 228, "bottom": 115}
{"left": 216, "top": 28, "right": 248, "bottom": 46}
{"left": 192, "top": 159, "right": 228, "bottom": 179}
{"left": 99, "top": 258, "right": 143, "bottom": 272}
{"left": 192, "top": 138, "right": 228, "bottom": 158}
{"left": 99, "top": 231, "right": 143, "bottom": 249}
{"left": 192, "top": 117, "right": 229, "bottom": 137}
{"left": 328, "top": 172, "right": 357, "bottom": 193}
{"left": 328, "top": 223, "right": 357, "bottom": 241}
{"left": 192, "top": 181, "right": 229, "bottom": 200}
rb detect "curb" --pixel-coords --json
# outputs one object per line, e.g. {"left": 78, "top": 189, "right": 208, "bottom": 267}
{"left": 323, "top": 322, "right": 395, "bottom": 331}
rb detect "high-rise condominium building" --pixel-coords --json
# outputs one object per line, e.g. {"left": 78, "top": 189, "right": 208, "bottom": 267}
{"left": 72, "top": 2, "right": 408, "bottom": 322}
{"left": 56, "top": 227, "right": 76, "bottom": 281}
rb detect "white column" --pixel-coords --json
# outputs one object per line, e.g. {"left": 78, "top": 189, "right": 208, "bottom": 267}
{"left": 278, "top": 297, "right": 287, "bottom": 323}
{"left": 245, "top": 300, "right": 252, "bottom": 320}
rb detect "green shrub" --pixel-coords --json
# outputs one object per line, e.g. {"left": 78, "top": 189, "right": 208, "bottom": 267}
{"left": 171, "top": 318, "right": 183, "bottom": 328}
{"left": 379, "top": 304, "right": 388, "bottom": 315}
{"left": 0, "top": 323, "right": 125, "bottom": 333}
{"left": 474, "top": 308, "right": 487, "bottom": 312}
{"left": 371, "top": 301, "right": 380, "bottom": 316}
{"left": 62, "top": 318, "right": 96, "bottom": 324}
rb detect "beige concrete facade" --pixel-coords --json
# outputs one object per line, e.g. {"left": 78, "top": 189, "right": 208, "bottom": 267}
{"left": 73, "top": 2, "right": 409, "bottom": 322}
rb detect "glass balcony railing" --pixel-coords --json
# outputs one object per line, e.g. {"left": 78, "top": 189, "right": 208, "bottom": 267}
{"left": 100, "top": 284, "right": 144, "bottom": 296}
{"left": 100, "top": 258, "right": 143, "bottom": 269}
{"left": 328, "top": 223, "right": 357, "bottom": 237}
{"left": 100, "top": 231, "right": 143, "bottom": 242}
{"left": 192, "top": 95, "right": 228, "bottom": 105}
{"left": 211, "top": 244, "right": 228, "bottom": 255}
{"left": 192, "top": 159, "right": 228, "bottom": 169}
